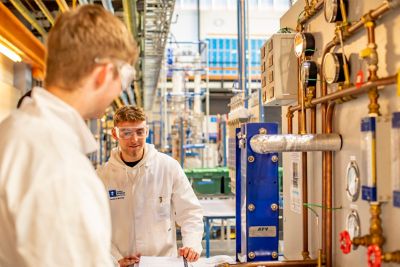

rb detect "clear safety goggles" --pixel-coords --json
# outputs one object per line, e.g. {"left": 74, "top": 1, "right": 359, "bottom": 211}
{"left": 95, "top": 58, "right": 136, "bottom": 91}
{"left": 114, "top": 126, "right": 148, "bottom": 139}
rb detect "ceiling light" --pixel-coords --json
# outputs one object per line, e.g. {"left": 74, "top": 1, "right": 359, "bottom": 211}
{"left": 0, "top": 43, "right": 22, "bottom": 62}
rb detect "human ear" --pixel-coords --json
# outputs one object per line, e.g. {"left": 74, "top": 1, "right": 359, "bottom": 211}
{"left": 94, "top": 64, "right": 115, "bottom": 90}
{"left": 111, "top": 127, "right": 118, "bottom": 141}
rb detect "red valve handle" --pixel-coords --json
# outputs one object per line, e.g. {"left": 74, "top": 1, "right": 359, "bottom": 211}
{"left": 339, "top": 230, "right": 352, "bottom": 254}
{"left": 367, "top": 245, "right": 382, "bottom": 267}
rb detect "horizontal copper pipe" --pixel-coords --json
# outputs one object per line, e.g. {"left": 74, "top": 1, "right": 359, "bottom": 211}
{"left": 219, "top": 259, "right": 319, "bottom": 267}
{"left": 289, "top": 75, "right": 397, "bottom": 112}
{"left": 347, "top": 1, "right": 390, "bottom": 34}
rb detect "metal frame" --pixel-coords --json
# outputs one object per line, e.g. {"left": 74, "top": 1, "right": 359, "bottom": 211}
{"left": 237, "top": 123, "right": 279, "bottom": 262}
{"left": 143, "top": 0, "right": 176, "bottom": 110}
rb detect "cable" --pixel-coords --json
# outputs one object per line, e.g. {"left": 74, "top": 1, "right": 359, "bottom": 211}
{"left": 303, "top": 202, "right": 343, "bottom": 210}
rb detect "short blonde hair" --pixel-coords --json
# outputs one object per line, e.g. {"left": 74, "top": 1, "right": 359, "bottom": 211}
{"left": 45, "top": 5, "right": 138, "bottom": 89}
{"left": 114, "top": 106, "right": 146, "bottom": 125}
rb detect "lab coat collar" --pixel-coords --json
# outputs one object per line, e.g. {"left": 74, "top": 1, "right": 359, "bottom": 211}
{"left": 29, "top": 87, "right": 98, "bottom": 154}
{"left": 109, "top": 143, "right": 156, "bottom": 169}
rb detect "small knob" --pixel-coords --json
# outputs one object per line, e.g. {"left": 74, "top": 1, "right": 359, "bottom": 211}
{"left": 271, "top": 203, "right": 278, "bottom": 211}
{"left": 367, "top": 245, "right": 382, "bottom": 267}
{"left": 248, "top": 204, "right": 255, "bottom": 212}
{"left": 271, "top": 251, "right": 278, "bottom": 259}
{"left": 339, "top": 230, "right": 352, "bottom": 254}
{"left": 248, "top": 252, "right": 256, "bottom": 259}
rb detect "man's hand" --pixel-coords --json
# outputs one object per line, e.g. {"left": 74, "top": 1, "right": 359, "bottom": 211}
{"left": 179, "top": 247, "right": 200, "bottom": 262}
{"left": 118, "top": 253, "right": 141, "bottom": 267}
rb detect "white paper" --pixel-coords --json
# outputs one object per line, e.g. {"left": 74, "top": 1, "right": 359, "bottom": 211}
{"left": 137, "top": 255, "right": 235, "bottom": 267}
{"left": 290, "top": 152, "right": 302, "bottom": 214}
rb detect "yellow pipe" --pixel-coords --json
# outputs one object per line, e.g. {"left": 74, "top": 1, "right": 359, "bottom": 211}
{"left": 0, "top": 2, "right": 45, "bottom": 79}
{"left": 339, "top": 0, "right": 348, "bottom": 25}
{"left": 8, "top": 0, "right": 47, "bottom": 37}
{"left": 55, "top": 0, "right": 69, "bottom": 12}
{"left": 33, "top": 0, "right": 55, "bottom": 25}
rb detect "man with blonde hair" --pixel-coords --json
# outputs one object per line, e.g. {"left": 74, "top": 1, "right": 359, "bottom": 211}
{"left": 97, "top": 106, "right": 204, "bottom": 267}
{"left": 0, "top": 4, "right": 137, "bottom": 267}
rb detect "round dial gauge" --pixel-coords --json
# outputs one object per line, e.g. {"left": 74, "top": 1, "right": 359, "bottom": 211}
{"left": 346, "top": 160, "right": 360, "bottom": 202}
{"left": 324, "top": 0, "right": 347, "bottom": 23}
{"left": 346, "top": 210, "right": 361, "bottom": 242}
{"left": 294, "top": 32, "right": 315, "bottom": 58}
{"left": 323, "top": 52, "right": 347, "bottom": 84}
{"left": 300, "top": 61, "right": 318, "bottom": 88}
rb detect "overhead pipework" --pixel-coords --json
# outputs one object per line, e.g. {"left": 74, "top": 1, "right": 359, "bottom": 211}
{"left": 142, "top": 0, "right": 176, "bottom": 110}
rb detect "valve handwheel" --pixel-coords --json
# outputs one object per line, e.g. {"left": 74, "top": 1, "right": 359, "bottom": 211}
{"left": 339, "top": 230, "right": 352, "bottom": 254}
{"left": 367, "top": 245, "right": 382, "bottom": 267}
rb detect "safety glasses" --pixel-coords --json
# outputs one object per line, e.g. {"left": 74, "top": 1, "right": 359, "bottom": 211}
{"left": 95, "top": 58, "right": 136, "bottom": 91}
{"left": 114, "top": 126, "right": 148, "bottom": 139}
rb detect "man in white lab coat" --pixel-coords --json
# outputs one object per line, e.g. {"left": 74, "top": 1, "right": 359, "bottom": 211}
{"left": 97, "top": 106, "right": 204, "bottom": 267}
{"left": 0, "top": 5, "right": 138, "bottom": 267}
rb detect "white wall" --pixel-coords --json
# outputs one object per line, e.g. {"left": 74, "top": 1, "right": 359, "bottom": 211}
{"left": 281, "top": 1, "right": 400, "bottom": 266}
{"left": 0, "top": 54, "right": 20, "bottom": 122}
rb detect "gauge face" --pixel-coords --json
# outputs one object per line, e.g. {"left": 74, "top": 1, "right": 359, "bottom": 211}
{"left": 346, "top": 161, "right": 360, "bottom": 201}
{"left": 346, "top": 211, "right": 361, "bottom": 241}
{"left": 301, "top": 61, "right": 317, "bottom": 88}
{"left": 324, "top": 0, "right": 339, "bottom": 23}
{"left": 323, "top": 53, "right": 339, "bottom": 84}
{"left": 294, "top": 33, "right": 305, "bottom": 58}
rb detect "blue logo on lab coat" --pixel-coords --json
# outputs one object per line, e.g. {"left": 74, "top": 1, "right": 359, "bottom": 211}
{"left": 108, "top": 189, "right": 125, "bottom": 200}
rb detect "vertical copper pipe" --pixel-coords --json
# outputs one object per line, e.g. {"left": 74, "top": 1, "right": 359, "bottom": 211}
{"left": 310, "top": 108, "right": 316, "bottom": 134}
{"left": 320, "top": 41, "right": 334, "bottom": 260}
{"left": 287, "top": 108, "right": 294, "bottom": 134}
{"left": 297, "top": 54, "right": 310, "bottom": 258}
{"left": 302, "top": 150, "right": 310, "bottom": 259}
{"left": 325, "top": 103, "right": 335, "bottom": 267}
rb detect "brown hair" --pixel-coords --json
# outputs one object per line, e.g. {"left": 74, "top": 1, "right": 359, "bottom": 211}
{"left": 45, "top": 4, "right": 138, "bottom": 89}
{"left": 114, "top": 105, "right": 146, "bottom": 125}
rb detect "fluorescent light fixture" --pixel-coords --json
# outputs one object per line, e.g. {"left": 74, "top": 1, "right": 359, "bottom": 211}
{"left": 0, "top": 43, "right": 22, "bottom": 62}
{"left": 0, "top": 35, "right": 23, "bottom": 63}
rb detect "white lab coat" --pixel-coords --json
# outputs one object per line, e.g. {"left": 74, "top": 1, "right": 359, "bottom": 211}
{"left": 97, "top": 145, "right": 204, "bottom": 261}
{"left": 0, "top": 87, "right": 113, "bottom": 267}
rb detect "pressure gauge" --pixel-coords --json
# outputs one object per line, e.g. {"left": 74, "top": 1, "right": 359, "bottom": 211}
{"left": 300, "top": 61, "right": 318, "bottom": 88}
{"left": 346, "top": 210, "right": 361, "bottom": 243}
{"left": 323, "top": 52, "right": 347, "bottom": 84}
{"left": 294, "top": 32, "right": 315, "bottom": 58}
{"left": 324, "top": 0, "right": 347, "bottom": 23}
{"left": 346, "top": 160, "right": 360, "bottom": 201}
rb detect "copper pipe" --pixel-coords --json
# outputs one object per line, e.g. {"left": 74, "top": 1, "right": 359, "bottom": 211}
{"left": 219, "top": 259, "right": 319, "bottom": 267}
{"left": 297, "top": 0, "right": 324, "bottom": 27}
{"left": 310, "top": 108, "right": 316, "bottom": 134}
{"left": 319, "top": 41, "right": 336, "bottom": 262}
{"left": 304, "top": 0, "right": 310, "bottom": 14}
{"left": 383, "top": 251, "right": 400, "bottom": 263}
{"left": 297, "top": 51, "right": 310, "bottom": 257}
{"left": 287, "top": 107, "right": 294, "bottom": 134}
{"left": 301, "top": 103, "right": 309, "bottom": 259}
{"left": 289, "top": 75, "right": 397, "bottom": 113}
{"left": 353, "top": 203, "right": 385, "bottom": 248}
{"left": 325, "top": 102, "right": 335, "bottom": 267}
{"left": 347, "top": 2, "right": 390, "bottom": 35}
{"left": 302, "top": 151, "right": 310, "bottom": 259}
